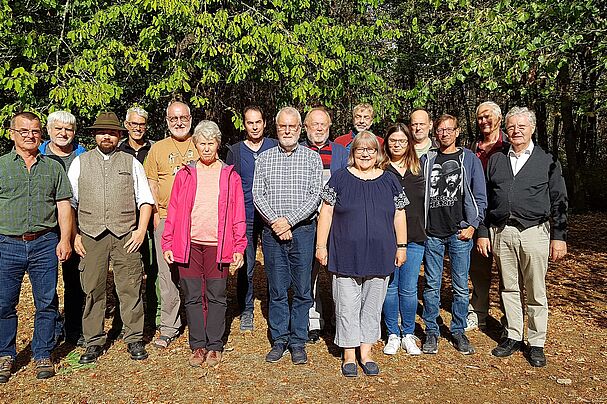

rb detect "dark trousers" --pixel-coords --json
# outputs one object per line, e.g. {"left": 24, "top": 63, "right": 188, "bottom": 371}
{"left": 236, "top": 219, "right": 263, "bottom": 315}
{"left": 177, "top": 243, "right": 227, "bottom": 352}
{"left": 62, "top": 254, "right": 85, "bottom": 341}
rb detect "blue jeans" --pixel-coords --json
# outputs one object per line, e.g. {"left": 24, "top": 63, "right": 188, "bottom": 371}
{"left": 262, "top": 220, "right": 315, "bottom": 348}
{"left": 237, "top": 219, "right": 263, "bottom": 315}
{"left": 0, "top": 232, "right": 59, "bottom": 360}
{"left": 422, "top": 234, "right": 472, "bottom": 336}
{"left": 382, "top": 241, "right": 425, "bottom": 336}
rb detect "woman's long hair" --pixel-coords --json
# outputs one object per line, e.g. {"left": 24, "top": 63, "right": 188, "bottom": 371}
{"left": 381, "top": 123, "right": 420, "bottom": 175}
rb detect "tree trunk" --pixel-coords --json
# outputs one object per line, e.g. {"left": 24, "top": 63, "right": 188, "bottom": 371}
{"left": 558, "top": 63, "right": 586, "bottom": 212}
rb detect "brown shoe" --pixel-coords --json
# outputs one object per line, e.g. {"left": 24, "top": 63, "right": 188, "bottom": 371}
{"left": 189, "top": 348, "right": 208, "bottom": 367}
{"left": 206, "top": 350, "right": 222, "bottom": 367}
{"left": 0, "top": 356, "right": 13, "bottom": 383}
{"left": 35, "top": 358, "right": 55, "bottom": 379}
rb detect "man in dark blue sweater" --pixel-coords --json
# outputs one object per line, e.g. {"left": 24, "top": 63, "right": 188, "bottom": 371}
{"left": 477, "top": 107, "right": 568, "bottom": 368}
{"left": 226, "top": 105, "right": 277, "bottom": 331}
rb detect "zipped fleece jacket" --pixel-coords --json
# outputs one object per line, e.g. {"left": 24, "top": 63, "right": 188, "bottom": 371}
{"left": 421, "top": 148, "right": 487, "bottom": 231}
{"left": 161, "top": 162, "right": 247, "bottom": 264}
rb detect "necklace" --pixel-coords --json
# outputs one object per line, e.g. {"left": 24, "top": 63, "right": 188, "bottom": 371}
{"left": 171, "top": 136, "right": 193, "bottom": 161}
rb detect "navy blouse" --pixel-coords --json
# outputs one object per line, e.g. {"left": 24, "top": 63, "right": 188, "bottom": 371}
{"left": 321, "top": 168, "right": 408, "bottom": 277}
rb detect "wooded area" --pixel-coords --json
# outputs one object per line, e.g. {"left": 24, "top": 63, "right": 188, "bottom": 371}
{"left": 1, "top": 0, "right": 606, "bottom": 210}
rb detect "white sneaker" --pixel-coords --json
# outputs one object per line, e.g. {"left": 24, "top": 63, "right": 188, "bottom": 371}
{"left": 383, "top": 334, "right": 401, "bottom": 355}
{"left": 465, "top": 313, "right": 479, "bottom": 332}
{"left": 401, "top": 334, "right": 422, "bottom": 355}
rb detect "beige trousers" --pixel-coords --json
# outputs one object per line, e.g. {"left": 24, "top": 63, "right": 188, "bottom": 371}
{"left": 491, "top": 222, "right": 550, "bottom": 347}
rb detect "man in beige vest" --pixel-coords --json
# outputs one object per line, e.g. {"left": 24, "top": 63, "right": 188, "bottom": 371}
{"left": 67, "top": 112, "right": 155, "bottom": 364}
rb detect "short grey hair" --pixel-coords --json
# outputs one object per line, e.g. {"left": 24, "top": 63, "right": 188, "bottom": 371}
{"left": 476, "top": 101, "right": 502, "bottom": 120}
{"left": 192, "top": 120, "right": 222, "bottom": 145}
{"left": 126, "top": 107, "right": 148, "bottom": 121}
{"left": 275, "top": 106, "right": 302, "bottom": 125}
{"left": 505, "top": 107, "right": 536, "bottom": 130}
{"left": 166, "top": 100, "right": 191, "bottom": 117}
{"left": 47, "top": 111, "right": 77, "bottom": 131}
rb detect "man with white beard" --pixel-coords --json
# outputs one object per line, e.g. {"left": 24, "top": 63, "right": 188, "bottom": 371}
{"left": 144, "top": 101, "right": 199, "bottom": 348}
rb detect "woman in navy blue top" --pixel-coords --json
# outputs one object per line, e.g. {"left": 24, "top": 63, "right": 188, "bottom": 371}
{"left": 315, "top": 131, "right": 408, "bottom": 377}
{"left": 380, "top": 123, "right": 427, "bottom": 356}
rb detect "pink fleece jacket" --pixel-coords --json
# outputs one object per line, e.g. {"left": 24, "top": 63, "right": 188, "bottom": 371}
{"left": 161, "top": 162, "right": 247, "bottom": 264}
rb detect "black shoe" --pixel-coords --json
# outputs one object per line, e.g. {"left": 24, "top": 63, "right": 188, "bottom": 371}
{"left": 526, "top": 346, "right": 547, "bottom": 367}
{"left": 265, "top": 343, "right": 287, "bottom": 363}
{"left": 452, "top": 333, "right": 475, "bottom": 355}
{"left": 307, "top": 330, "right": 320, "bottom": 344}
{"left": 35, "top": 358, "right": 55, "bottom": 380}
{"left": 290, "top": 346, "right": 308, "bottom": 365}
{"left": 79, "top": 345, "right": 103, "bottom": 364}
{"left": 127, "top": 342, "right": 149, "bottom": 361}
{"left": 422, "top": 334, "right": 439, "bottom": 354}
{"left": 492, "top": 338, "right": 523, "bottom": 357}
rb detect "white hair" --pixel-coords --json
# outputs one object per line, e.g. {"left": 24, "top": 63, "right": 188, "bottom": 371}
{"left": 505, "top": 106, "right": 536, "bottom": 130}
{"left": 275, "top": 106, "right": 302, "bottom": 125}
{"left": 476, "top": 101, "right": 502, "bottom": 120}
{"left": 126, "top": 106, "right": 148, "bottom": 120}
{"left": 47, "top": 111, "right": 77, "bottom": 131}
{"left": 192, "top": 120, "right": 222, "bottom": 144}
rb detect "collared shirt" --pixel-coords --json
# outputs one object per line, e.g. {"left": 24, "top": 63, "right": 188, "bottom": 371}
{"left": 68, "top": 148, "right": 155, "bottom": 209}
{"left": 0, "top": 150, "right": 72, "bottom": 235}
{"left": 252, "top": 144, "right": 323, "bottom": 226}
{"left": 118, "top": 139, "right": 154, "bottom": 164}
{"left": 508, "top": 141, "right": 534, "bottom": 176}
{"left": 474, "top": 130, "right": 506, "bottom": 170}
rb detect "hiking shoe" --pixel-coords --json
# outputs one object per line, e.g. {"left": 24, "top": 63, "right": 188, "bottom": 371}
{"left": 79, "top": 345, "right": 103, "bottom": 364}
{"left": 526, "top": 346, "right": 547, "bottom": 367}
{"left": 206, "top": 350, "right": 223, "bottom": 367}
{"left": 153, "top": 334, "right": 176, "bottom": 349}
{"left": 189, "top": 348, "right": 208, "bottom": 367}
{"left": 0, "top": 356, "right": 13, "bottom": 383}
{"left": 492, "top": 338, "right": 523, "bottom": 357}
{"left": 127, "top": 341, "right": 149, "bottom": 360}
{"left": 290, "top": 346, "right": 308, "bottom": 365}
{"left": 35, "top": 358, "right": 55, "bottom": 379}
{"left": 452, "top": 333, "right": 475, "bottom": 355}
{"left": 265, "top": 343, "right": 287, "bottom": 363}
{"left": 240, "top": 312, "right": 254, "bottom": 332}
{"left": 401, "top": 334, "right": 422, "bottom": 355}
{"left": 422, "top": 334, "right": 439, "bottom": 354}
{"left": 383, "top": 334, "right": 401, "bottom": 355}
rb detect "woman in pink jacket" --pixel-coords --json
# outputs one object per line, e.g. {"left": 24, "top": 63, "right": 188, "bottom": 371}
{"left": 162, "top": 120, "right": 247, "bottom": 368}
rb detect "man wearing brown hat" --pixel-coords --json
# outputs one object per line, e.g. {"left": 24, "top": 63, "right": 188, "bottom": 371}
{"left": 67, "top": 111, "right": 155, "bottom": 363}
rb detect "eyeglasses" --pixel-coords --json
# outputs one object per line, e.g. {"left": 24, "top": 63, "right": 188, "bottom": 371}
{"left": 277, "top": 124, "right": 300, "bottom": 132}
{"left": 436, "top": 127, "right": 457, "bottom": 135}
{"left": 167, "top": 115, "right": 191, "bottom": 124}
{"left": 388, "top": 138, "right": 408, "bottom": 145}
{"left": 10, "top": 128, "right": 42, "bottom": 138}
{"left": 126, "top": 121, "right": 147, "bottom": 128}
{"left": 354, "top": 147, "right": 377, "bottom": 155}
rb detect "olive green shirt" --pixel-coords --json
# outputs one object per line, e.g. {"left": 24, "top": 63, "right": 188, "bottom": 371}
{"left": 0, "top": 150, "right": 73, "bottom": 235}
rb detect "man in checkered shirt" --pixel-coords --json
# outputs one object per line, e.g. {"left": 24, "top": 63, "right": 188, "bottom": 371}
{"left": 253, "top": 106, "right": 323, "bottom": 365}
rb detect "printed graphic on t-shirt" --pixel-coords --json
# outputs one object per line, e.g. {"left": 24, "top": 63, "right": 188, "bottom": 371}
{"left": 429, "top": 159, "right": 462, "bottom": 207}
{"left": 168, "top": 150, "right": 196, "bottom": 176}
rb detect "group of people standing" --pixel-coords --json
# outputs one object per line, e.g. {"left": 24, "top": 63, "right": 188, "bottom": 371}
{"left": 0, "top": 99, "right": 568, "bottom": 383}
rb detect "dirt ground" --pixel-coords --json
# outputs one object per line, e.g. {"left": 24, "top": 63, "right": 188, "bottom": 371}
{"left": 0, "top": 213, "right": 605, "bottom": 403}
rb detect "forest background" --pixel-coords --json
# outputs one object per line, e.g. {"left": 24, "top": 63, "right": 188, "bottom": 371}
{"left": 1, "top": 0, "right": 606, "bottom": 211}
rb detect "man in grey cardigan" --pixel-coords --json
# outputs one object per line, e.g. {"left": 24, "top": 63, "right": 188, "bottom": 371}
{"left": 477, "top": 107, "right": 568, "bottom": 367}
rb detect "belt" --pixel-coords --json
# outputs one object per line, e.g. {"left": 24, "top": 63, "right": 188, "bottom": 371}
{"left": 8, "top": 228, "right": 54, "bottom": 241}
